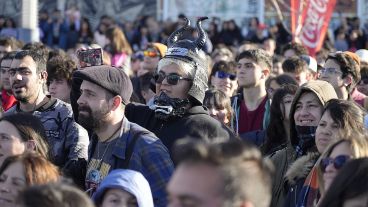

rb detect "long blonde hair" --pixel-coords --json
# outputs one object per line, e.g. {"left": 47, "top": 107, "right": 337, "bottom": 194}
{"left": 105, "top": 26, "right": 132, "bottom": 55}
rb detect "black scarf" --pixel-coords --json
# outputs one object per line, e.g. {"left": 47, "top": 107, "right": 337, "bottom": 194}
{"left": 295, "top": 125, "right": 318, "bottom": 157}
{"left": 150, "top": 92, "right": 190, "bottom": 121}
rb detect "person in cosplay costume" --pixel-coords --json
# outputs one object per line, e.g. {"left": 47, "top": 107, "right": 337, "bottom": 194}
{"left": 125, "top": 17, "right": 235, "bottom": 155}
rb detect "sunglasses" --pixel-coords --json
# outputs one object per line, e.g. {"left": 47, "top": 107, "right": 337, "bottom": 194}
{"left": 154, "top": 72, "right": 192, "bottom": 85}
{"left": 320, "top": 155, "right": 350, "bottom": 172}
{"left": 215, "top": 71, "right": 236, "bottom": 80}
{"left": 143, "top": 50, "right": 160, "bottom": 58}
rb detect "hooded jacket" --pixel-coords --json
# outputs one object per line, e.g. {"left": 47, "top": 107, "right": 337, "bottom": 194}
{"left": 92, "top": 169, "right": 154, "bottom": 207}
{"left": 270, "top": 80, "right": 337, "bottom": 207}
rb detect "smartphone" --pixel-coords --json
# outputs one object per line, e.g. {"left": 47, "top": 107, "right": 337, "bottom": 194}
{"left": 77, "top": 48, "right": 103, "bottom": 68}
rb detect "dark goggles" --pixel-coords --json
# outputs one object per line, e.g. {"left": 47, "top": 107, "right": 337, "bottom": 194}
{"left": 320, "top": 155, "right": 350, "bottom": 172}
{"left": 215, "top": 71, "right": 236, "bottom": 80}
{"left": 154, "top": 72, "right": 192, "bottom": 85}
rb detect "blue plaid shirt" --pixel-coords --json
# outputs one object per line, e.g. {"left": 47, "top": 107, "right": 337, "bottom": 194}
{"left": 86, "top": 117, "right": 174, "bottom": 207}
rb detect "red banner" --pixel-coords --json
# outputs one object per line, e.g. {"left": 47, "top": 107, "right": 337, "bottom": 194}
{"left": 290, "top": 0, "right": 336, "bottom": 56}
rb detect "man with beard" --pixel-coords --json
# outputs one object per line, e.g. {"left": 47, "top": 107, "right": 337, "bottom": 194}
{"left": 5, "top": 50, "right": 89, "bottom": 186}
{"left": 231, "top": 49, "right": 271, "bottom": 143}
{"left": 71, "top": 65, "right": 174, "bottom": 207}
{"left": 123, "top": 17, "right": 235, "bottom": 155}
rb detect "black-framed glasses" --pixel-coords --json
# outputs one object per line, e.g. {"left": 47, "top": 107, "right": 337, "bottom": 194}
{"left": 154, "top": 72, "right": 192, "bottom": 85}
{"left": 215, "top": 71, "right": 236, "bottom": 80}
{"left": 320, "top": 155, "right": 350, "bottom": 172}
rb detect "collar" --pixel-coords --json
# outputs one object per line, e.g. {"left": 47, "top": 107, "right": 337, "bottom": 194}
{"left": 15, "top": 96, "right": 56, "bottom": 113}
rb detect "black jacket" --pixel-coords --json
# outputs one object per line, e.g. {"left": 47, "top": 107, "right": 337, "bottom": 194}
{"left": 125, "top": 103, "right": 235, "bottom": 155}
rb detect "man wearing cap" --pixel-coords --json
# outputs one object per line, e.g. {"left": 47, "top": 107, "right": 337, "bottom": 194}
{"left": 124, "top": 17, "right": 235, "bottom": 155}
{"left": 71, "top": 65, "right": 174, "bottom": 207}
{"left": 320, "top": 51, "right": 366, "bottom": 107}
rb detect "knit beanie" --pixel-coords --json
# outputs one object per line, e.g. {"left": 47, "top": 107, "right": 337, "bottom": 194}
{"left": 72, "top": 65, "right": 133, "bottom": 104}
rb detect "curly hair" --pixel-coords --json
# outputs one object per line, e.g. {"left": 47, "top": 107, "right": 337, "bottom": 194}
{"left": 46, "top": 56, "right": 77, "bottom": 86}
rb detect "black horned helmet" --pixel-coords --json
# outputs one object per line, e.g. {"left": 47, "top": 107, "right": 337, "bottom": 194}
{"left": 162, "top": 17, "right": 209, "bottom": 105}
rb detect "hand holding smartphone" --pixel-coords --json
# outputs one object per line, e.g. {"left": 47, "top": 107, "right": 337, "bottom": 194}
{"left": 77, "top": 48, "right": 103, "bottom": 68}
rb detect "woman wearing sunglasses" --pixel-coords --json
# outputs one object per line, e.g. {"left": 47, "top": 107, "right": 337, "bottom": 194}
{"left": 317, "top": 133, "right": 368, "bottom": 205}
{"left": 318, "top": 157, "right": 368, "bottom": 207}
{"left": 209, "top": 60, "right": 238, "bottom": 98}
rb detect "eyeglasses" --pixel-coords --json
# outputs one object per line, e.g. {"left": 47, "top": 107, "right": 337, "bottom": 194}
{"left": 320, "top": 155, "right": 350, "bottom": 172}
{"left": 215, "top": 71, "right": 236, "bottom": 80}
{"left": 143, "top": 50, "right": 160, "bottom": 58}
{"left": 154, "top": 72, "right": 192, "bottom": 85}
{"left": 319, "top": 68, "right": 343, "bottom": 75}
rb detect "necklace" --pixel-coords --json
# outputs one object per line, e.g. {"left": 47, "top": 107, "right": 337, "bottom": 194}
{"left": 96, "top": 125, "right": 122, "bottom": 163}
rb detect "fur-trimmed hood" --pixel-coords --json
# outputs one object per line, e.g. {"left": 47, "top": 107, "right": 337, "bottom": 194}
{"left": 285, "top": 152, "right": 320, "bottom": 185}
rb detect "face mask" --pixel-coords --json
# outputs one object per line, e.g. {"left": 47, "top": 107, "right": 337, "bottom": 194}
{"left": 150, "top": 92, "right": 190, "bottom": 121}
{"left": 295, "top": 125, "right": 318, "bottom": 157}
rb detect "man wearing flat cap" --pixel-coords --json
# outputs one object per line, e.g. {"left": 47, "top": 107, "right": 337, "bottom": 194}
{"left": 71, "top": 65, "right": 174, "bottom": 207}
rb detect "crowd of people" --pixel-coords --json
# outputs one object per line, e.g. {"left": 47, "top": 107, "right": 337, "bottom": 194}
{"left": 0, "top": 8, "right": 367, "bottom": 207}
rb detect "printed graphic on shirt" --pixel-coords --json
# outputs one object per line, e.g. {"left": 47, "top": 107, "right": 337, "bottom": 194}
{"left": 85, "top": 159, "right": 111, "bottom": 196}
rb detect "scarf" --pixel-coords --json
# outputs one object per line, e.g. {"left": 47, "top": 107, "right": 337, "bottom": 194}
{"left": 295, "top": 125, "right": 317, "bottom": 158}
{"left": 296, "top": 162, "right": 320, "bottom": 207}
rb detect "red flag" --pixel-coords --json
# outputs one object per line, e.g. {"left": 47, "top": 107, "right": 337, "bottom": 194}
{"left": 290, "top": 0, "right": 336, "bottom": 56}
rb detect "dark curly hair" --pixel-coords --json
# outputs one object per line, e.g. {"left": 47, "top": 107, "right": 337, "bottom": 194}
{"left": 46, "top": 56, "right": 77, "bottom": 87}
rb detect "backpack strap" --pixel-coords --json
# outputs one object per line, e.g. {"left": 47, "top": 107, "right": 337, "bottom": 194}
{"left": 120, "top": 130, "right": 143, "bottom": 169}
